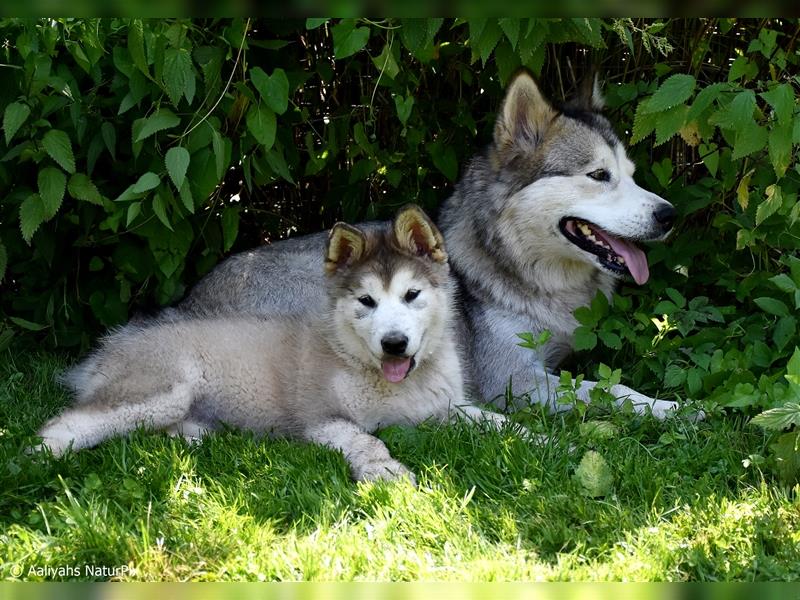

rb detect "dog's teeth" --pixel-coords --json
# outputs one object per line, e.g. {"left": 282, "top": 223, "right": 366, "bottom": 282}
{"left": 579, "top": 223, "right": 592, "bottom": 236}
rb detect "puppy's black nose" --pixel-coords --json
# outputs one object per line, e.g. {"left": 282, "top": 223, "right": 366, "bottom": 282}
{"left": 381, "top": 332, "right": 408, "bottom": 356}
{"left": 653, "top": 204, "right": 676, "bottom": 230}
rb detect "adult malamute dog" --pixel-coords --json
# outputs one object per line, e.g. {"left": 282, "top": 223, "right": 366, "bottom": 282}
{"left": 177, "top": 71, "right": 686, "bottom": 419}
{"left": 37, "top": 206, "right": 511, "bottom": 482}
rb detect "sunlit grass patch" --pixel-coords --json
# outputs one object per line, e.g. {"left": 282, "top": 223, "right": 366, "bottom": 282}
{"left": 1, "top": 350, "right": 797, "bottom": 581}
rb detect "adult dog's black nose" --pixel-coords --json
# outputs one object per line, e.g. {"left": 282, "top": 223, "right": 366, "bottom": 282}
{"left": 653, "top": 204, "right": 676, "bottom": 230}
{"left": 381, "top": 332, "right": 408, "bottom": 356}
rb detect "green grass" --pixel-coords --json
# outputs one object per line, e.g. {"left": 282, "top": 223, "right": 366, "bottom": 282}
{"left": 1, "top": 350, "right": 799, "bottom": 581}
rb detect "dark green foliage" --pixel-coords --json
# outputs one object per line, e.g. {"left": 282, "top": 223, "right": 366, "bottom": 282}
{"left": 1, "top": 18, "right": 799, "bottom": 477}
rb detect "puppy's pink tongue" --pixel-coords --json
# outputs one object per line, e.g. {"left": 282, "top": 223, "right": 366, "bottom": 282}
{"left": 382, "top": 357, "right": 411, "bottom": 383}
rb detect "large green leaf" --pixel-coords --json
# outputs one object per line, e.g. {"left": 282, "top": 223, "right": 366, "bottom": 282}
{"left": 246, "top": 104, "right": 276, "bottom": 149}
{"left": 3, "top": 102, "right": 31, "bottom": 145}
{"left": 165, "top": 146, "right": 190, "bottom": 190}
{"left": 332, "top": 20, "right": 370, "bottom": 59}
{"left": 641, "top": 74, "right": 695, "bottom": 114}
{"left": 135, "top": 109, "right": 180, "bottom": 142}
{"left": 38, "top": 167, "right": 66, "bottom": 219}
{"left": 221, "top": 205, "right": 239, "bottom": 252}
{"left": 250, "top": 67, "right": 290, "bottom": 115}
{"left": 41, "top": 129, "right": 76, "bottom": 174}
{"left": 19, "top": 194, "right": 45, "bottom": 244}
{"left": 163, "top": 47, "right": 194, "bottom": 107}
{"left": 761, "top": 83, "right": 795, "bottom": 127}
{"left": 68, "top": 173, "right": 103, "bottom": 205}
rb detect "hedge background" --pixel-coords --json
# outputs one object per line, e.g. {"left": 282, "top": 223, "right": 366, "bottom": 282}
{"left": 1, "top": 18, "right": 800, "bottom": 464}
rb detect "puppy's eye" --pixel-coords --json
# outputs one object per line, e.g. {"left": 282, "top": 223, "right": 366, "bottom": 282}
{"left": 358, "top": 295, "right": 376, "bottom": 308}
{"left": 404, "top": 289, "right": 421, "bottom": 303}
{"left": 587, "top": 169, "right": 610, "bottom": 182}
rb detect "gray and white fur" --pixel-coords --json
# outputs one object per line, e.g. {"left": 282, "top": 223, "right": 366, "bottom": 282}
{"left": 173, "top": 71, "right": 691, "bottom": 419}
{"left": 37, "top": 206, "right": 512, "bottom": 482}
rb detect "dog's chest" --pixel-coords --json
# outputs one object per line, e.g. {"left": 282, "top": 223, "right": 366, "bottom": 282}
{"left": 330, "top": 362, "right": 460, "bottom": 432}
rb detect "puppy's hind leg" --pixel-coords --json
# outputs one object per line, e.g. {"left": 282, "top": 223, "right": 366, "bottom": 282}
{"left": 36, "top": 382, "right": 195, "bottom": 457}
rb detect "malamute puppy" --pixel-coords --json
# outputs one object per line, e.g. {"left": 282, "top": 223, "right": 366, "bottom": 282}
{"left": 36, "top": 206, "right": 511, "bottom": 483}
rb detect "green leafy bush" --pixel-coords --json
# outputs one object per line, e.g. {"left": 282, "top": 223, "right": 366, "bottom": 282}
{"left": 0, "top": 18, "right": 799, "bottom": 477}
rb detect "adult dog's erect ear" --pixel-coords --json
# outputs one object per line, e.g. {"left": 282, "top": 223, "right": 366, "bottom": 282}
{"left": 325, "top": 223, "right": 367, "bottom": 274}
{"left": 573, "top": 70, "right": 605, "bottom": 112}
{"left": 393, "top": 205, "right": 447, "bottom": 263}
{"left": 492, "top": 69, "right": 557, "bottom": 163}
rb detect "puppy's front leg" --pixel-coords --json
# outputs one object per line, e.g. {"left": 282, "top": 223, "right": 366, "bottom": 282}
{"left": 304, "top": 419, "right": 416, "bottom": 485}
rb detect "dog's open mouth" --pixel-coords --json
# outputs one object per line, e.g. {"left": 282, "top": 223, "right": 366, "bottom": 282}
{"left": 381, "top": 355, "right": 417, "bottom": 383}
{"left": 559, "top": 217, "right": 650, "bottom": 284}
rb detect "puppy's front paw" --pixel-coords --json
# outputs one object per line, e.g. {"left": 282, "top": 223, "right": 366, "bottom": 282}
{"left": 354, "top": 458, "right": 417, "bottom": 486}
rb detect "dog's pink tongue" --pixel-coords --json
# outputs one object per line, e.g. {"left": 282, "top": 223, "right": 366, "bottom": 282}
{"left": 594, "top": 229, "right": 650, "bottom": 285}
{"left": 382, "top": 357, "right": 411, "bottom": 383}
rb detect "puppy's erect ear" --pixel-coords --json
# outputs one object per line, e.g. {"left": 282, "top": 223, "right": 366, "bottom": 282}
{"left": 493, "top": 70, "right": 556, "bottom": 162}
{"left": 325, "top": 223, "right": 367, "bottom": 274}
{"left": 393, "top": 205, "right": 447, "bottom": 264}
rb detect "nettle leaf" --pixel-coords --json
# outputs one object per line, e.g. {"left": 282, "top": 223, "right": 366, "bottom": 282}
{"left": 654, "top": 104, "right": 688, "bottom": 146}
{"left": 631, "top": 101, "right": 659, "bottom": 144}
{"left": 499, "top": 18, "right": 520, "bottom": 48}
{"left": 68, "top": 173, "right": 103, "bottom": 205}
{"left": 400, "top": 18, "right": 442, "bottom": 56}
{"left": 179, "top": 180, "right": 194, "bottom": 213}
{"left": 761, "top": 83, "right": 794, "bottom": 127}
{"left": 663, "top": 363, "right": 686, "bottom": 388}
{"left": 573, "top": 326, "right": 597, "bottom": 351}
{"left": 751, "top": 403, "right": 800, "bottom": 431}
{"left": 332, "top": 20, "right": 370, "bottom": 59}
{"left": 686, "top": 82, "right": 726, "bottom": 122}
{"left": 246, "top": 104, "right": 276, "bottom": 149}
{"left": 768, "top": 125, "right": 792, "bottom": 178}
{"left": 152, "top": 193, "right": 173, "bottom": 231}
{"left": 128, "top": 19, "right": 149, "bottom": 76}
{"left": 3, "top": 102, "right": 31, "bottom": 145}
{"left": 221, "top": 204, "right": 239, "bottom": 252}
{"left": 163, "top": 47, "right": 194, "bottom": 107}
{"left": 250, "top": 67, "right": 290, "bottom": 115}
{"left": 642, "top": 74, "right": 695, "bottom": 114}
{"left": 19, "top": 193, "right": 45, "bottom": 244}
{"left": 37, "top": 166, "right": 66, "bottom": 219}
{"left": 133, "top": 172, "right": 160, "bottom": 193}
{"left": 732, "top": 121, "right": 767, "bottom": 160}
{"left": 714, "top": 89, "right": 756, "bottom": 131}
{"left": 165, "top": 146, "right": 190, "bottom": 190}
{"left": 135, "top": 109, "right": 180, "bottom": 142}
{"left": 41, "top": 129, "right": 76, "bottom": 174}
{"left": 126, "top": 200, "right": 141, "bottom": 226}
{"left": 211, "top": 128, "right": 225, "bottom": 180}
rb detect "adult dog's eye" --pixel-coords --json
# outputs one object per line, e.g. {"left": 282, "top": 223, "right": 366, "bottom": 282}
{"left": 587, "top": 169, "right": 610, "bottom": 182}
{"left": 404, "top": 289, "right": 420, "bottom": 303}
{"left": 358, "top": 295, "right": 377, "bottom": 308}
